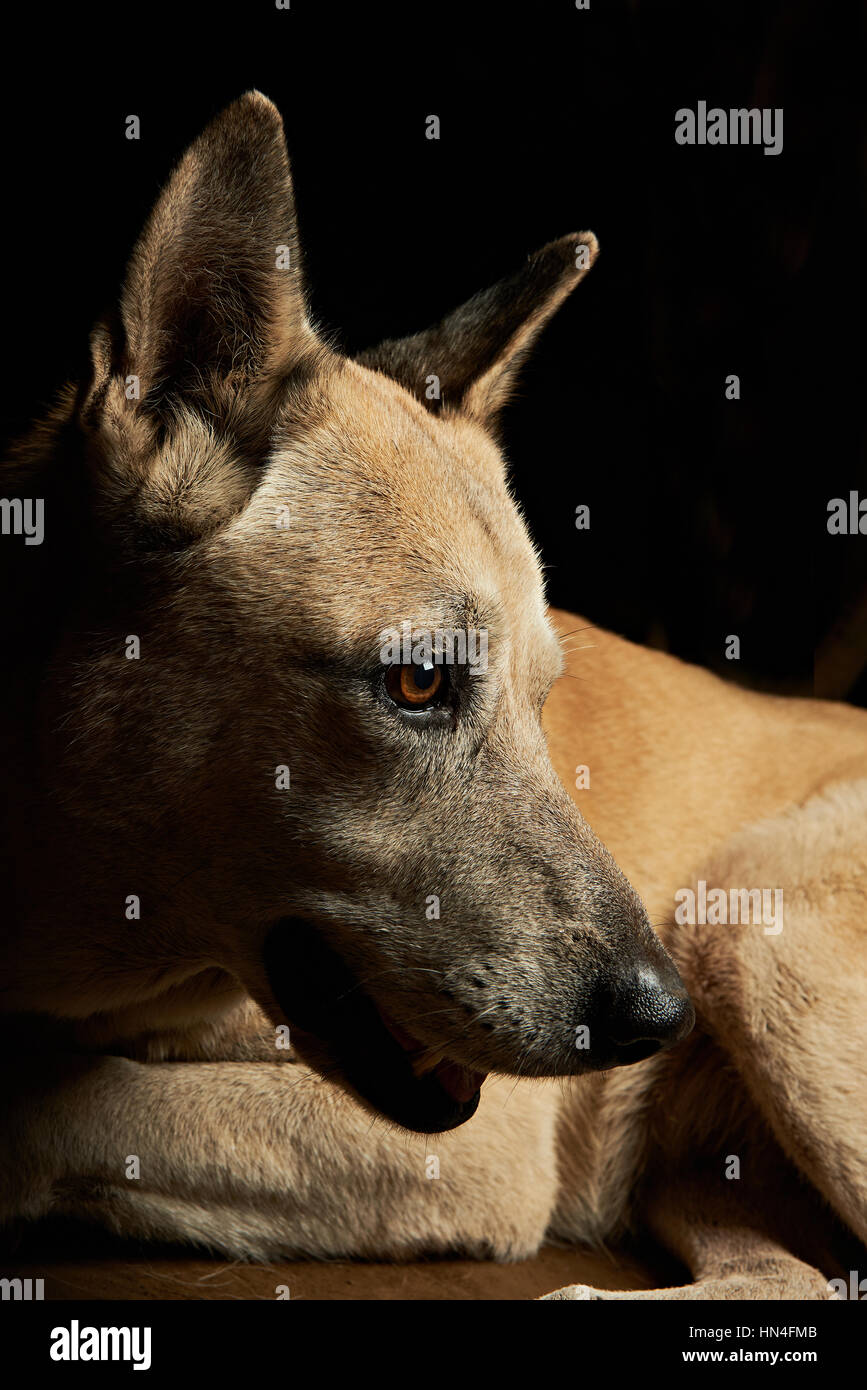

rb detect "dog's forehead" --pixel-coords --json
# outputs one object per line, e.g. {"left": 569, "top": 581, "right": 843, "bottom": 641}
{"left": 263, "top": 360, "right": 539, "bottom": 579}
{"left": 282, "top": 359, "right": 506, "bottom": 491}
{"left": 232, "top": 359, "right": 557, "bottom": 665}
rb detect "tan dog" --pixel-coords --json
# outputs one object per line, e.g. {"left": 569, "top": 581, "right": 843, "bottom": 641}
{"left": 2, "top": 93, "right": 865, "bottom": 1299}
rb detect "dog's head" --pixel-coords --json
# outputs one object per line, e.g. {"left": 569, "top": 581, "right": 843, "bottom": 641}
{"left": 46, "top": 93, "right": 692, "bottom": 1130}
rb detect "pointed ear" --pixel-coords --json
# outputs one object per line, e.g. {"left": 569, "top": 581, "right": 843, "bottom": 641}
{"left": 356, "top": 232, "right": 598, "bottom": 425}
{"left": 85, "top": 91, "right": 319, "bottom": 424}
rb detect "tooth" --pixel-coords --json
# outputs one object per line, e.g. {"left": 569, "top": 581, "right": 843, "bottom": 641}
{"left": 411, "top": 1048, "right": 447, "bottom": 1077}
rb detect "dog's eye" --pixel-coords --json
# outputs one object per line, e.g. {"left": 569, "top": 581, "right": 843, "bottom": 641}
{"left": 385, "top": 661, "right": 446, "bottom": 709}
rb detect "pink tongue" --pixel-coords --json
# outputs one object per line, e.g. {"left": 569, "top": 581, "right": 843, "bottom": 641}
{"left": 433, "top": 1061, "right": 487, "bottom": 1104}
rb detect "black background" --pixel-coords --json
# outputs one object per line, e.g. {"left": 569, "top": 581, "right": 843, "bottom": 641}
{"left": 2, "top": 0, "right": 864, "bottom": 701}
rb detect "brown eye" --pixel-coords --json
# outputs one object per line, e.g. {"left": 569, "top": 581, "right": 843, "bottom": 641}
{"left": 385, "top": 661, "right": 445, "bottom": 709}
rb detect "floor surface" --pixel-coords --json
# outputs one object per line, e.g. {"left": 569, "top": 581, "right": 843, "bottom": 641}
{"left": 9, "top": 1220, "right": 682, "bottom": 1300}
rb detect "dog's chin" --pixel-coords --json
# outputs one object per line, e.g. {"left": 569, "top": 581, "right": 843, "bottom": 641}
{"left": 262, "top": 917, "right": 485, "bottom": 1134}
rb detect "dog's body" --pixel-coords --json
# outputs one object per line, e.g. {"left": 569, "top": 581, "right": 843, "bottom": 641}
{"left": 2, "top": 94, "right": 865, "bottom": 1299}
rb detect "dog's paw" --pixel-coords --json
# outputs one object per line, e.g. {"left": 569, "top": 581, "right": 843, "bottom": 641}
{"left": 539, "top": 1283, "right": 607, "bottom": 1300}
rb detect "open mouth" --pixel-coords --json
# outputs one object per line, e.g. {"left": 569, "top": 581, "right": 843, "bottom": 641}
{"left": 263, "top": 917, "right": 487, "bottom": 1133}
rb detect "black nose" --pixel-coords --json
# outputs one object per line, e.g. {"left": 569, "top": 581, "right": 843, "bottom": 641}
{"left": 594, "top": 960, "right": 695, "bottom": 1065}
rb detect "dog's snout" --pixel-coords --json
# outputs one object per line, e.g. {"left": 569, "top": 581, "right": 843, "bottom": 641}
{"left": 582, "top": 953, "right": 695, "bottom": 1068}
{"left": 608, "top": 961, "right": 697, "bottom": 1045}
{"left": 604, "top": 959, "right": 695, "bottom": 1059}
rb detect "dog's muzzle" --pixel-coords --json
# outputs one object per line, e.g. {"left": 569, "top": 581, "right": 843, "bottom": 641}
{"left": 262, "top": 917, "right": 695, "bottom": 1134}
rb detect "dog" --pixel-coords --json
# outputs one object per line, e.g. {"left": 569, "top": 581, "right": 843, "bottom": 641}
{"left": 2, "top": 92, "right": 865, "bottom": 1299}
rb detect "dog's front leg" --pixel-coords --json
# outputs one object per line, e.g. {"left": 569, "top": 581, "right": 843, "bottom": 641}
{"left": 541, "top": 1173, "right": 835, "bottom": 1301}
{"left": 1, "top": 1056, "right": 559, "bottom": 1262}
{"left": 542, "top": 1253, "right": 834, "bottom": 1301}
